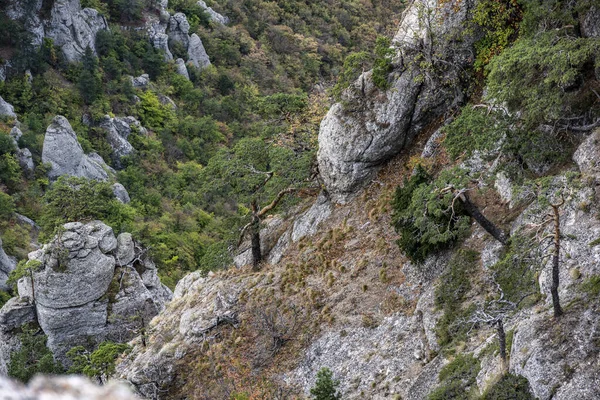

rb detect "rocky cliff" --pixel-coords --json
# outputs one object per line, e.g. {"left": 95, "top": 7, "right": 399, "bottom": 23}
{"left": 0, "top": 221, "right": 172, "bottom": 370}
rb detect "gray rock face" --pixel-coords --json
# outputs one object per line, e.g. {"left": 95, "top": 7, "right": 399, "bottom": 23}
{"left": 234, "top": 216, "right": 288, "bottom": 268}
{"left": 44, "top": 0, "right": 109, "bottom": 62}
{"left": 113, "top": 183, "right": 131, "bottom": 204}
{"left": 581, "top": 6, "right": 600, "bottom": 38}
{"left": 42, "top": 116, "right": 110, "bottom": 181}
{"left": 168, "top": 13, "right": 191, "bottom": 49}
{"left": 317, "top": 0, "right": 476, "bottom": 202}
{"left": 0, "top": 375, "right": 139, "bottom": 400}
{"left": 197, "top": 1, "right": 229, "bottom": 24}
{"left": 574, "top": 128, "right": 600, "bottom": 176}
{"left": 0, "top": 297, "right": 36, "bottom": 333}
{"left": 0, "top": 96, "right": 17, "bottom": 119}
{"left": 175, "top": 58, "right": 190, "bottom": 80}
{"left": 130, "top": 74, "right": 150, "bottom": 89}
{"left": 291, "top": 192, "right": 332, "bottom": 242}
{"left": 98, "top": 115, "right": 137, "bottom": 168}
{"left": 0, "top": 221, "right": 172, "bottom": 365}
{"left": 187, "top": 33, "right": 211, "bottom": 69}
{"left": 0, "top": 238, "right": 17, "bottom": 291}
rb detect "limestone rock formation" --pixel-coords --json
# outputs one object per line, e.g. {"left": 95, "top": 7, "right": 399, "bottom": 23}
{"left": 42, "top": 116, "right": 110, "bottom": 181}
{"left": 167, "top": 13, "right": 211, "bottom": 69}
{"left": 113, "top": 183, "right": 131, "bottom": 204}
{"left": 197, "top": 0, "right": 229, "bottom": 25}
{"left": 0, "top": 221, "right": 172, "bottom": 366}
{"left": 0, "top": 96, "right": 17, "bottom": 119}
{"left": 317, "top": 0, "right": 476, "bottom": 202}
{"left": 0, "top": 237, "right": 17, "bottom": 291}
{"left": 573, "top": 128, "right": 600, "bottom": 176}
{"left": 130, "top": 74, "right": 150, "bottom": 89}
{"left": 44, "top": 0, "right": 109, "bottom": 62}
{"left": 0, "top": 375, "right": 139, "bottom": 400}
{"left": 98, "top": 115, "right": 145, "bottom": 168}
{"left": 175, "top": 58, "right": 190, "bottom": 80}
{"left": 187, "top": 33, "right": 211, "bottom": 69}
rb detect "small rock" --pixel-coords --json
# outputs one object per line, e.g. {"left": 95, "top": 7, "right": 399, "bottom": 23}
{"left": 175, "top": 58, "right": 190, "bottom": 80}
{"left": 116, "top": 233, "right": 135, "bottom": 266}
{"left": 113, "top": 183, "right": 131, "bottom": 204}
{"left": 0, "top": 96, "right": 16, "bottom": 119}
{"left": 130, "top": 74, "right": 150, "bottom": 89}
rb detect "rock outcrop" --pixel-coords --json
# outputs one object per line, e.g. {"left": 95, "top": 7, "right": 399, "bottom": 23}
{"left": 175, "top": 58, "right": 190, "bottom": 80}
{"left": 45, "top": 0, "right": 109, "bottom": 62}
{"left": 197, "top": 0, "right": 229, "bottom": 25}
{"left": 98, "top": 115, "right": 146, "bottom": 168}
{"left": 317, "top": 0, "right": 476, "bottom": 202}
{"left": 42, "top": 116, "right": 111, "bottom": 181}
{"left": 0, "top": 221, "right": 172, "bottom": 366}
{"left": 0, "top": 237, "right": 17, "bottom": 291}
{"left": 6, "top": 0, "right": 108, "bottom": 62}
{"left": 0, "top": 96, "right": 17, "bottom": 119}
{"left": 0, "top": 375, "right": 139, "bottom": 400}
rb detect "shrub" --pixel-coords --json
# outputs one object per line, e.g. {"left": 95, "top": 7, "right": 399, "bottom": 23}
{"left": 435, "top": 250, "right": 479, "bottom": 346}
{"left": 310, "top": 367, "right": 341, "bottom": 400}
{"left": 391, "top": 166, "right": 471, "bottom": 262}
{"left": 67, "top": 341, "right": 130, "bottom": 380}
{"left": 372, "top": 36, "right": 394, "bottom": 89}
{"left": 8, "top": 324, "right": 63, "bottom": 383}
{"left": 40, "top": 176, "right": 135, "bottom": 238}
{"left": 428, "top": 354, "right": 480, "bottom": 400}
{"left": 481, "top": 373, "right": 534, "bottom": 400}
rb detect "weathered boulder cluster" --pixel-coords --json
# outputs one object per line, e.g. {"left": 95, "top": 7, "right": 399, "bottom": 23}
{"left": 5, "top": 0, "right": 108, "bottom": 62}
{"left": 0, "top": 221, "right": 172, "bottom": 368}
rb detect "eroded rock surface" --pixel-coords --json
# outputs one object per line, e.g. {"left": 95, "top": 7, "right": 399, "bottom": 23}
{"left": 42, "top": 116, "right": 111, "bottom": 181}
{"left": 0, "top": 221, "right": 172, "bottom": 366}
{"left": 317, "top": 0, "right": 476, "bottom": 202}
{"left": 0, "top": 96, "right": 17, "bottom": 119}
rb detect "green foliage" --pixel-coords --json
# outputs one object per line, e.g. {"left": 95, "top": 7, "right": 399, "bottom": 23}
{"left": 486, "top": 31, "right": 600, "bottom": 129}
{"left": 67, "top": 341, "right": 130, "bottom": 379}
{"left": 137, "top": 91, "right": 175, "bottom": 130}
{"left": 581, "top": 275, "right": 600, "bottom": 298}
{"left": 78, "top": 47, "right": 102, "bottom": 105}
{"left": 428, "top": 354, "right": 480, "bottom": 400}
{"left": 435, "top": 250, "right": 479, "bottom": 346}
{"left": 40, "top": 176, "right": 135, "bottom": 239}
{"left": 310, "top": 367, "right": 341, "bottom": 400}
{"left": 8, "top": 324, "right": 63, "bottom": 383}
{"left": 391, "top": 166, "right": 471, "bottom": 263}
{"left": 490, "top": 234, "right": 538, "bottom": 305}
{"left": 7, "top": 259, "right": 42, "bottom": 290}
{"left": 472, "top": 0, "right": 522, "bottom": 71}
{"left": 372, "top": 36, "right": 395, "bottom": 89}
{"left": 480, "top": 373, "right": 534, "bottom": 400}
{"left": 0, "top": 290, "right": 11, "bottom": 308}
{"left": 0, "top": 191, "right": 15, "bottom": 219}
{"left": 331, "top": 51, "right": 372, "bottom": 100}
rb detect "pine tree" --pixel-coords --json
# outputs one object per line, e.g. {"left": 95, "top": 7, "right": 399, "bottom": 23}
{"left": 310, "top": 368, "right": 341, "bottom": 400}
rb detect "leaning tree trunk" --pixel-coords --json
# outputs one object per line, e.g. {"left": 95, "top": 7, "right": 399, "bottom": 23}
{"left": 250, "top": 199, "right": 262, "bottom": 271}
{"left": 459, "top": 193, "right": 509, "bottom": 245}
{"left": 550, "top": 203, "right": 563, "bottom": 317}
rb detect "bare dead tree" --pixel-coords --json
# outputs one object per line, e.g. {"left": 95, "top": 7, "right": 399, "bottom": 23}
{"left": 466, "top": 273, "right": 535, "bottom": 369}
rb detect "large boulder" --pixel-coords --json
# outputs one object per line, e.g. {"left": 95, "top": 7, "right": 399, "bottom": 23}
{"left": 98, "top": 115, "right": 144, "bottom": 168}
{"left": 197, "top": 1, "right": 229, "bottom": 25}
{"left": 187, "top": 33, "right": 211, "bottom": 69}
{"left": 42, "top": 116, "right": 110, "bottom": 181}
{"left": 0, "top": 221, "right": 172, "bottom": 365}
{"left": 317, "top": 0, "right": 476, "bottom": 202}
{"left": 44, "top": 0, "right": 109, "bottom": 62}
{"left": 0, "top": 96, "right": 17, "bottom": 119}
{"left": 573, "top": 128, "right": 600, "bottom": 176}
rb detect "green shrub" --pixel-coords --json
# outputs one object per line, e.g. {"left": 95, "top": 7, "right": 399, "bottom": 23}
{"left": 481, "top": 373, "right": 534, "bottom": 400}
{"left": 40, "top": 176, "right": 135, "bottom": 239}
{"left": 8, "top": 324, "right": 63, "bottom": 383}
{"left": 391, "top": 166, "right": 471, "bottom": 263}
{"left": 435, "top": 250, "right": 479, "bottom": 346}
{"left": 310, "top": 368, "right": 341, "bottom": 400}
{"left": 372, "top": 36, "right": 394, "bottom": 89}
{"left": 581, "top": 275, "right": 600, "bottom": 298}
{"left": 428, "top": 354, "right": 480, "bottom": 400}
{"left": 67, "top": 341, "right": 130, "bottom": 380}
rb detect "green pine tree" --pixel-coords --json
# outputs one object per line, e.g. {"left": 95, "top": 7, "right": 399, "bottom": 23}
{"left": 310, "top": 368, "right": 341, "bottom": 400}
